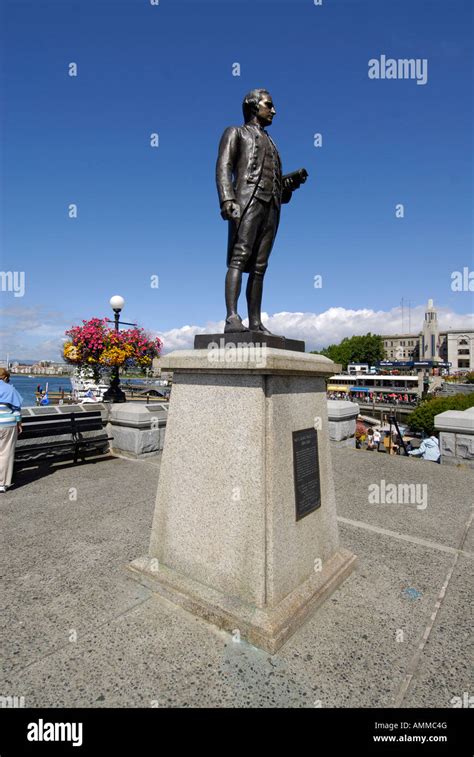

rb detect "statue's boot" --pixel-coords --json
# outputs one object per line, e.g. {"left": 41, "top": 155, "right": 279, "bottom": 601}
{"left": 224, "top": 268, "right": 249, "bottom": 333}
{"left": 224, "top": 314, "right": 249, "bottom": 333}
{"left": 247, "top": 272, "right": 281, "bottom": 336}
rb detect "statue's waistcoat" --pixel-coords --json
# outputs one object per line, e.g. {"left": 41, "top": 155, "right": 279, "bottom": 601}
{"left": 216, "top": 124, "right": 283, "bottom": 214}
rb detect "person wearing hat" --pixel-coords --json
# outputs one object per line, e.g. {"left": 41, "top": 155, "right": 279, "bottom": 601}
{"left": 0, "top": 368, "right": 23, "bottom": 492}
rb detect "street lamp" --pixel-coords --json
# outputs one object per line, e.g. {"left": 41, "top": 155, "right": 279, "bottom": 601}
{"left": 103, "top": 295, "right": 126, "bottom": 403}
{"left": 110, "top": 294, "right": 125, "bottom": 312}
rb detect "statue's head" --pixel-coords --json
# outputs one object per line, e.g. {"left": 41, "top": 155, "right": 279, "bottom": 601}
{"left": 242, "top": 89, "right": 276, "bottom": 127}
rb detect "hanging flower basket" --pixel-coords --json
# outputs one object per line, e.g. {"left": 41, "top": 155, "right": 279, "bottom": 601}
{"left": 63, "top": 318, "right": 162, "bottom": 378}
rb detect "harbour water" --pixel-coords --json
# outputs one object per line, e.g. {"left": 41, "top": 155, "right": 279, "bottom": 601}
{"left": 9, "top": 375, "right": 162, "bottom": 407}
{"left": 9, "top": 376, "right": 73, "bottom": 407}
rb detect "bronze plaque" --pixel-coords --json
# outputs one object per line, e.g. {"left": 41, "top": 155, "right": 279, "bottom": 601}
{"left": 292, "top": 428, "right": 321, "bottom": 520}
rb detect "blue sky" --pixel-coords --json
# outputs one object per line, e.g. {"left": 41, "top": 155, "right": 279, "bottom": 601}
{"left": 0, "top": 0, "right": 472, "bottom": 358}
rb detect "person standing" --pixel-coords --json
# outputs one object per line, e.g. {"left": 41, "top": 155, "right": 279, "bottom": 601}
{"left": 0, "top": 368, "right": 23, "bottom": 492}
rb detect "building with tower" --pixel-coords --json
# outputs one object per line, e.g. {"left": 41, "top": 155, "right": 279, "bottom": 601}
{"left": 420, "top": 298, "right": 441, "bottom": 363}
{"left": 381, "top": 300, "right": 473, "bottom": 372}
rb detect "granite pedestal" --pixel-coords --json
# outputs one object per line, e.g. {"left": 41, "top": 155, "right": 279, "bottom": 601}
{"left": 129, "top": 347, "right": 356, "bottom": 653}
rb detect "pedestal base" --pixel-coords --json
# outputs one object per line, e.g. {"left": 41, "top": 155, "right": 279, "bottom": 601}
{"left": 194, "top": 332, "right": 305, "bottom": 352}
{"left": 129, "top": 548, "right": 356, "bottom": 654}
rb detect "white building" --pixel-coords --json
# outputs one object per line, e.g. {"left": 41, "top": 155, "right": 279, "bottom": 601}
{"left": 382, "top": 299, "right": 473, "bottom": 372}
{"left": 442, "top": 331, "right": 473, "bottom": 372}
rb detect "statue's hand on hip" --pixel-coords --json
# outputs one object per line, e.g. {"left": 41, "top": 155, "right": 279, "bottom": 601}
{"left": 220, "top": 200, "right": 241, "bottom": 221}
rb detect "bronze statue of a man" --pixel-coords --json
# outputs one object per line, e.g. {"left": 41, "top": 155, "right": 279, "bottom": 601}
{"left": 216, "top": 88, "right": 307, "bottom": 335}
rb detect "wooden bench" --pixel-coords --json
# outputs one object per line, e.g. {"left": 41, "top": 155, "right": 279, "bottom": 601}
{"left": 15, "top": 411, "right": 113, "bottom": 465}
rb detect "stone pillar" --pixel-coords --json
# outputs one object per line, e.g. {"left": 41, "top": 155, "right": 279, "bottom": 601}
{"left": 435, "top": 407, "right": 474, "bottom": 468}
{"left": 327, "top": 400, "right": 360, "bottom": 447}
{"left": 129, "top": 348, "right": 356, "bottom": 653}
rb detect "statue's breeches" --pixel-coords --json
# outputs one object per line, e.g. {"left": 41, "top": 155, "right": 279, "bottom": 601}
{"left": 227, "top": 197, "right": 280, "bottom": 275}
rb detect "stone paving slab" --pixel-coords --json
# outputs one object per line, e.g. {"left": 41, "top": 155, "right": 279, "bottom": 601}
{"left": 400, "top": 555, "right": 473, "bottom": 708}
{"left": 3, "top": 457, "right": 156, "bottom": 541}
{"left": 1, "top": 448, "right": 472, "bottom": 708}
{"left": 332, "top": 447, "right": 473, "bottom": 549}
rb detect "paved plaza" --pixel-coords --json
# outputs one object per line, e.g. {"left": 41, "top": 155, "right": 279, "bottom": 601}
{"left": 1, "top": 448, "right": 472, "bottom": 708}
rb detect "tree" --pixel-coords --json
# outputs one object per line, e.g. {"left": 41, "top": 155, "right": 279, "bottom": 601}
{"left": 311, "top": 333, "right": 384, "bottom": 370}
{"left": 407, "top": 394, "right": 474, "bottom": 435}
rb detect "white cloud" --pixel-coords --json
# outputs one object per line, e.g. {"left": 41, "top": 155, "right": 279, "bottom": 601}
{"left": 2, "top": 303, "right": 472, "bottom": 359}
{"left": 0, "top": 306, "right": 69, "bottom": 359}
{"left": 155, "top": 305, "right": 474, "bottom": 353}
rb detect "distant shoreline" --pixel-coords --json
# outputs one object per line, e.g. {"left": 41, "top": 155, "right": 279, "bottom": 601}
{"left": 11, "top": 373, "right": 154, "bottom": 379}
{"left": 11, "top": 374, "right": 72, "bottom": 378}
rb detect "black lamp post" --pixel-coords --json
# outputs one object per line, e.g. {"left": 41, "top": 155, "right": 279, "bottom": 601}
{"left": 103, "top": 295, "right": 127, "bottom": 403}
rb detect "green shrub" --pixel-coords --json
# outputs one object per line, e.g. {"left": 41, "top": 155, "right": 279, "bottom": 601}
{"left": 407, "top": 394, "right": 474, "bottom": 435}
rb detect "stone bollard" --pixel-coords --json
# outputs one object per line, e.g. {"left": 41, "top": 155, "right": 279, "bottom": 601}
{"left": 435, "top": 407, "right": 474, "bottom": 468}
{"left": 107, "top": 402, "right": 168, "bottom": 459}
{"left": 327, "top": 400, "right": 360, "bottom": 448}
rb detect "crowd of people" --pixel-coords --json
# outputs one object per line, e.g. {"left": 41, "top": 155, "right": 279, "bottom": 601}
{"left": 327, "top": 391, "right": 418, "bottom": 406}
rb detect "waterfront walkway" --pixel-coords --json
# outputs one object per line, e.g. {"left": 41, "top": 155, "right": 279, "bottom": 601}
{"left": 1, "top": 449, "right": 472, "bottom": 708}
